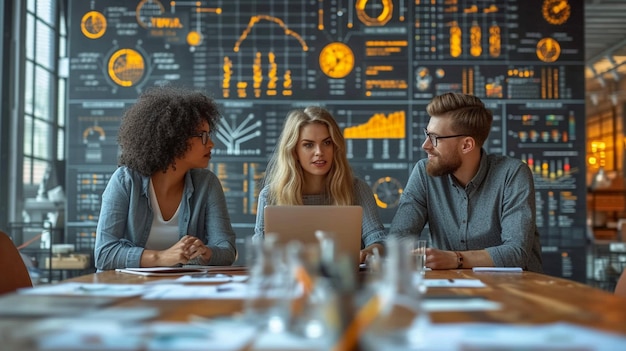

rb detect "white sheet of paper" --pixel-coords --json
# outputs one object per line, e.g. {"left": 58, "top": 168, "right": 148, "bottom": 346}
{"left": 418, "top": 322, "right": 625, "bottom": 351}
{"left": 175, "top": 274, "right": 249, "bottom": 283}
{"left": 32, "top": 321, "right": 257, "bottom": 351}
{"left": 252, "top": 331, "right": 332, "bottom": 350}
{"left": 422, "top": 298, "right": 501, "bottom": 312}
{"left": 141, "top": 283, "right": 249, "bottom": 300}
{"left": 423, "top": 278, "right": 487, "bottom": 288}
{"left": 144, "top": 275, "right": 249, "bottom": 285}
{"left": 18, "top": 282, "right": 147, "bottom": 297}
{"left": 142, "top": 282, "right": 303, "bottom": 300}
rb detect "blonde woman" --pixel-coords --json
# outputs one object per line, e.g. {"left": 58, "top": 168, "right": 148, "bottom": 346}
{"left": 254, "top": 106, "right": 385, "bottom": 263}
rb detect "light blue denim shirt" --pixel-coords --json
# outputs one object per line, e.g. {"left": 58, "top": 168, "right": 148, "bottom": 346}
{"left": 389, "top": 149, "right": 543, "bottom": 272}
{"left": 253, "top": 178, "right": 387, "bottom": 248}
{"left": 94, "top": 166, "right": 237, "bottom": 270}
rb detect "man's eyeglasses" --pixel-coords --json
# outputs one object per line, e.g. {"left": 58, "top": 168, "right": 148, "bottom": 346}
{"left": 423, "top": 128, "right": 467, "bottom": 147}
{"left": 194, "top": 131, "right": 211, "bottom": 145}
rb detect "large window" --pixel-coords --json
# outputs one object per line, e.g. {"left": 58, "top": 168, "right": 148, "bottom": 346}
{"left": 23, "top": 0, "right": 65, "bottom": 193}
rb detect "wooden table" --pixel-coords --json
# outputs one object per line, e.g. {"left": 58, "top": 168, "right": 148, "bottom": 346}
{"left": 1, "top": 268, "right": 626, "bottom": 350}
{"left": 58, "top": 268, "right": 626, "bottom": 334}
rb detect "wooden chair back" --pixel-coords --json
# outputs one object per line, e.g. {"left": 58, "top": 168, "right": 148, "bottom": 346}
{"left": 0, "top": 230, "right": 33, "bottom": 294}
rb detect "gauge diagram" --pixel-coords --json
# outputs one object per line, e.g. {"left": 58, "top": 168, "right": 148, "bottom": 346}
{"left": 373, "top": 176, "right": 403, "bottom": 209}
{"left": 319, "top": 42, "right": 355, "bottom": 79}
{"left": 81, "top": 11, "right": 107, "bottom": 39}
{"left": 542, "top": 0, "right": 570, "bottom": 25}
{"left": 536, "top": 37, "right": 561, "bottom": 62}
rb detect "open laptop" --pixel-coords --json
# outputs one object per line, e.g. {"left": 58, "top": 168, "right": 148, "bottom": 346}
{"left": 264, "top": 205, "right": 363, "bottom": 268}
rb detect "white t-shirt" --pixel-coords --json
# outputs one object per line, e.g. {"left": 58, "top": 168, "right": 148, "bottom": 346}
{"left": 144, "top": 179, "right": 181, "bottom": 250}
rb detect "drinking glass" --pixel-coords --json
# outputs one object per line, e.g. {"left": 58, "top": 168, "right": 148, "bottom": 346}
{"left": 413, "top": 239, "right": 428, "bottom": 294}
{"left": 243, "top": 234, "right": 291, "bottom": 332}
{"left": 285, "top": 241, "right": 340, "bottom": 346}
{"left": 360, "top": 236, "right": 430, "bottom": 350}
{"left": 413, "top": 239, "right": 427, "bottom": 273}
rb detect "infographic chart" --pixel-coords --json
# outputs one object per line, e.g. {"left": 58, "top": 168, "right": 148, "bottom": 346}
{"left": 67, "top": 0, "right": 586, "bottom": 279}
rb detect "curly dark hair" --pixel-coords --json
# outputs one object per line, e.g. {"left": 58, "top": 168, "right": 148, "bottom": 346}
{"left": 117, "top": 85, "right": 221, "bottom": 176}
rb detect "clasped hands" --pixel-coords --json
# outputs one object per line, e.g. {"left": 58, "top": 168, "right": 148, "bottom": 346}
{"left": 165, "top": 235, "right": 212, "bottom": 266}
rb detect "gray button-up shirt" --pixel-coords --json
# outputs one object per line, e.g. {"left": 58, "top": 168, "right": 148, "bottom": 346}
{"left": 389, "top": 150, "right": 543, "bottom": 272}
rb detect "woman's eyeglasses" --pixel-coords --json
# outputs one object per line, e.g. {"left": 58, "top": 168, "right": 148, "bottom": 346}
{"left": 194, "top": 131, "right": 211, "bottom": 145}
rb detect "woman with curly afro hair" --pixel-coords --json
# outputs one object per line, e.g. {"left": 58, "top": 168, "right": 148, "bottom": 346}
{"left": 94, "top": 86, "right": 236, "bottom": 270}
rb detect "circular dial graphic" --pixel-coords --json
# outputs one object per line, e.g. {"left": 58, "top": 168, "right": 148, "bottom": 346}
{"left": 136, "top": 0, "right": 165, "bottom": 28}
{"left": 536, "top": 37, "right": 561, "bottom": 63}
{"left": 542, "top": 0, "right": 571, "bottom": 25}
{"left": 81, "top": 11, "right": 107, "bottom": 39}
{"left": 372, "top": 176, "right": 403, "bottom": 209}
{"left": 108, "top": 49, "right": 146, "bottom": 87}
{"left": 319, "top": 42, "right": 355, "bottom": 79}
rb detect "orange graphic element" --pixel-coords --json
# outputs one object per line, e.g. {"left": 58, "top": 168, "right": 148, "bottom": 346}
{"left": 489, "top": 24, "right": 501, "bottom": 57}
{"left": 136, "top": 0, "right": 165, "bottom": 29}
{"left": 233, "top": 15, "right": 309, "bottom": 52}
{"left": 536, "top": 37, "right": 561, "bottom": 62}
{"left": 450, "top": 22, "right": 462, "bottom": 57}
{"left": 464, "top": 5, "right": 478, "bottom": 13}
{"left": 222, "top": 56, "right": 232, "bottom": 98}
{"left": 318, "top": 8, "right": 324, "bottom": 30}
{"left": 195, "top": 7, "right": 222, "bottom": 14}
{"left": 344, "top": 111, "right": 406, "bottom": 139}
{"left": 108, "top": 49, "right": 145, "bottom": 87}
{"left": 484, "top": 4, "right": 498, "bottom": 13}
{"left": 186, "top": 31, "right": 202, "bottom": 46}
{"left": 319, "top": 42, "right": 355, "bottom": 79}
{"left": 150, "top": 16, "right": 182, "bottom": 29}
{"left": 542, "top": 0, "right": 570, "bottom": 25}
{"left": 81, "top": 11, "right": 107, "bottom": 39}
{"left": 82, "top": 125, "right": 105, "bottom": 142}
{"left": 470, "top": 22, "right": 482, "bottom": 57}
{"left": 356, "top": 0, "right": 393, "bottom": 26}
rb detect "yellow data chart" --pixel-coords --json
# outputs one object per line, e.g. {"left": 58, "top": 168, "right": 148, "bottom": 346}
{"left": 343, "top": 111, "right": 406, "bottom": 139}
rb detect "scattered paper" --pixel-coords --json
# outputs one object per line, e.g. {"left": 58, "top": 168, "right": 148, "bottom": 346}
{"left": 18, "top": 282, "right": 147, "bottom": 297}
{"left": 423, "top": 278, "right": 487, "bottom": 288}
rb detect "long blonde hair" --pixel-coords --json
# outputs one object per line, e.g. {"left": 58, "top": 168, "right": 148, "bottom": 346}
{"left": 264, "top": 106, "right": 355, "bottom": 205}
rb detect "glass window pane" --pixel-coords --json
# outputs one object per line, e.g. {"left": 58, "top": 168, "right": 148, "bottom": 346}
{"left": 27, "top": 0, "right": 35, "bottom": 13}
{"left": 36, "top": 21, "right": 55, "bottom": 71}
{"left": 57, "top": 129, "right": 65, "bottom": 160}
{"left": 34, "top": 66, "right": 52, "bottom": 119}
{"left": 24, "top": 61, "right": 34, "bottom": 115}
{"left": 59, "top": 33, "right": 66, "bottom": 55}
{"left": 24, "top": 116, "right": 33, "bottom": 156}
{"left": 26, "top": 14, "right": 35, "bottom": 60}
{"left": 60, "top": 11, "right": 66, "bottom": 36}
{"left": 32, "top": 159, "right": 49, "bottom": 186}
{"left": 57, "top": 79, "right": 66, "bottom": 127}
{"left": 33, "top": 119, "right": 51, "bottom": 159}
{"left": 23, "top": 158, "right": 33, "bottom": 185}
{"left": 37, "top": 0, "right": 55, "bottom": 26}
